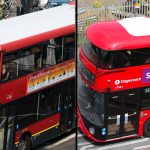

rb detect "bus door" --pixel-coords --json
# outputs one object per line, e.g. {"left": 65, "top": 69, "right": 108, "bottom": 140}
{"left": 107, "top": 90, "right": 139, "bottom": 138}
{"left": 67, "top": 80, "right": 75, "bottom": 130}
{"left": 0, "top": 107, "right": 7, "bottom": 150}
{"left": 0, "top": 105, "right": 16, "bottom": 150}
{"left": 122, "top": 90, "right": 139, "bottom": 136}
{"left": 60, "top": 80, "right": 75, "bottom": 133}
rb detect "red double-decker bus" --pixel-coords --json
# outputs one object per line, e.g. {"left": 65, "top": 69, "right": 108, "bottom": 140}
{"left": 78, "top": 17, "right": 150, "bottom": 142}
{"left": 0, "top": 4, "right": 75, "bottom": 150}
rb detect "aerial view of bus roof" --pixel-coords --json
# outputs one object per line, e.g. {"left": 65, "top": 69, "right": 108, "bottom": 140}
{"left": 78, "top": 0, "right": 150, "bottom": 149}
{"left": 0, "top": 0, "right": 75, "bottom": 149}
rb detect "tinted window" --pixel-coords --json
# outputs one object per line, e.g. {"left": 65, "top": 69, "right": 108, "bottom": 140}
{"left": 82, "top": 37, "right": 101, "bottom": 66}
{"left": 2, "top": 33, "right": 75, "bottom": 82}
{"left": 38, "top": 86, "right": 60, "bottom": 120}
{"left": 2, "top": 42, "right": 56, "bottom": 81}
{"left": 17, "top": 94, "right": 38, "bottom": 128}
{"left": 141, "top": 87, "right": 150, "bottom": 110}
{"left": 55, "top": 33, "right": 75, "bottom": 63}
{"left": 82, "top": 37, "right": 150, "bottom": 69}
{"left": 78, "top": 74, "right": 105, "bottom": 126}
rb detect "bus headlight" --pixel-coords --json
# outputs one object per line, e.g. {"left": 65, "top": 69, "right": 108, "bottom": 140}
{"left": 89, "top": 127, "right": 95, "bottom": 135}
{"left": 39, "top": 0, "right": 48, "bottom": 7}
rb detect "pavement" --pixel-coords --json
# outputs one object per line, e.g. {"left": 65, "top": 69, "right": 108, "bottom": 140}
{"left": 77, "top": 130, "right": 150, "bottom": 150}
{"left": 36, "top": 132, "right": 76, "bottom": 150}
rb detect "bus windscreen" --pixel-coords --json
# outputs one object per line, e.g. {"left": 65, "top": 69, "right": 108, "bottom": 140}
{"left": 82, "top": 38, "right": 150, "bottom": 69}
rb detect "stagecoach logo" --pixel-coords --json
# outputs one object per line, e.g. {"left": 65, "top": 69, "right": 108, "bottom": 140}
{"left": 114, "top": 78, "right": 141, "bottom": 85}
{"left": 115, "top": 80, "right": 120, "bottom": 85}
{"left": 142, "top": 68, "right": 150, "bottom": 83}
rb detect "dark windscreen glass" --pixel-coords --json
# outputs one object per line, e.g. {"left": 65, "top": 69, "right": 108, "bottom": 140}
{"left": 130, "top": 49, "right": 150, "bottom": 66}
{"left": 78, "top": 73, "right": 105, "bottom": 126}
{"left": 82, "top": 37, "right": 150, "bottom": 69}
{"left": 82, "top": 37, "right": 101, "bottom": 66}
{"left": 101, "top": 51, "right": 130, "bottom": 69}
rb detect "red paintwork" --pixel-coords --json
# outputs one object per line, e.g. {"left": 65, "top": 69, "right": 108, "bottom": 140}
{"left": 80, "top": 48, "right": 150, "bottom": 93}
{"left": 77, "top": 107, "right": 104, "bottom": 142}
{"left": 69, "top": 2, "right": 75, "bottom": 5}
{"left": 0, "top": 12, "right": 75, "bottom": 145}
{"left": 87, "top": 21, "right": 150, "bottom": 50}
{"left": 79, "top": 47, "right": 97, "bottom": 75}
{"left": 78, "top": 107, "right": 137, "bottom": 142}
{"left": 0, "top": 53, "right": 2, "bottom": 79}
{"left": 15, "top": 113, "right": 60, "bottom": 142}
{"left": 1, "top": 24, "right": 75, "bottom": 53}
{"left": 0, "top": 76, "right": 28, "bottom": 104}
{"left": 139, "top": 110, "right": 150, "bottom": 136}
{"left": 79, "top": 19, "right": 150, "bottom": 142}
{"left": 0, "top": 59, "right": 75, "bottom": 104}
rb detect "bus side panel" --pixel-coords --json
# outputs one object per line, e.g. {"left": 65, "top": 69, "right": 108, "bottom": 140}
{"left": 0, "top": 77, "right": 27, "bottom": 104}
{"left": 32, "top": 125, "right": 59, "bottom": 147}
{"left": 15, "top": 113, "right": 60, "bottom": 146}
{"left": 138, "top": 110, "right": 150, "bottom": 136}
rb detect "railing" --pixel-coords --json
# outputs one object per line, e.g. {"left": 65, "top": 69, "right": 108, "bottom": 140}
{"left": 78, "top": 0, "right": 150, "bottom": 45}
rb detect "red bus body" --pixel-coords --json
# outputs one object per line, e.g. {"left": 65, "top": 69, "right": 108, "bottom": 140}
{"left": 78, "top": 17, "right": 150, "bottom": 142}
{"left": 0, "top": 4, "right": 75, "bottom": 149}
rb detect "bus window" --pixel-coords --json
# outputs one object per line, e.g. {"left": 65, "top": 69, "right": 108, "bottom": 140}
{"left": 82, "top": 37, "right": 150, "bottom": 69}
{"left": 1, "top": 41, "right": 57, "bottom": 81}
{"left": 141, "top": 87, "right": 150, "bottom": 110}
{"left": 17, "top": 94, "right": 37, "bottom": 128}
{"left": 82, "top": 37, "right": 101, "bottom": 66}
{"left": 131, "top": 49, "right": 150, "bottom": 66}
{"left": 55, "top": 33, "right": 75, "bottom": 63}
{"left": 1, "top": 34, "right": 74, "bottom": 82}
{"left": 0, "top": 107, "right": 7, "bottom": 149}
{"left": 55, "top": 37, "right": 63, "bottom": 63}
{"left": 2, "top": 47, "right": 41, "bottom": 80}
{"left": 38, "top": 86, "right": 60, "bottom": 120}
{"left": 1, "top": 64, "right": 11, "bottom": 81}
{"left": 63, "top": 33, "right": 75, "bottom": 61}
{"left": 78, "top": 75, "right": 105, "bottom": 126}
{"left": 44, "top": 40, "right": 56, "bottom": 66}
{"left": 125, "top": 90, "right": 139, "bottom": 109}
{"left": 107, "top": 92, "right": 122, "bottom": 136}
{"left": 100, "top": 51, "right": 130, "bottom": 69}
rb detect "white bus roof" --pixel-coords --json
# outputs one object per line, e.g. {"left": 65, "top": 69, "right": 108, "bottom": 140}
{"left": 0, "top": 4, "right": 75, "bottom": 52}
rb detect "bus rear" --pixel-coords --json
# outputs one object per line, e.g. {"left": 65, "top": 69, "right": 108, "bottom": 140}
{"left": 78, "top": 17, "right": 150, "bottom": 142}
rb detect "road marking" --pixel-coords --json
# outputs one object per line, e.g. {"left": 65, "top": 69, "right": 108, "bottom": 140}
{"left": 52, "top": 133, "right": 75, "bottom": 146}
{"left": 79, "top": 138, "right": 149, "bottom": 150}
{"left": 78, "top": 133, "right": 84, "bottom": 137}
{"left": 133, "top": 145, "right": 150, "bottom": 150}
{"left": 78, "top": 142, "right": 94, "bottom": 146}
{"left": 96, "top": 138, "right": 149, "bottom": 150}
{"left": 80, "top": 144, "right": 95, "bottom": 150}
{"left": 42, "top": 133, "right": 75, "bottom": 149}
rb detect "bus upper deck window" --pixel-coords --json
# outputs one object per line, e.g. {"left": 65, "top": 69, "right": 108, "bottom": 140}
{"left": 1, "top": 64, "right": 10, "bottom": 81}
{"left": 145, "top": 57, "right": 150, "bottom": 64}
{"left": 111, "top": 51, "right": 130, "bottom": 68}
{"left": 131, "top": 49, "right": 150, "bottom": 65}
{"left": 101, "top": 51, "right": 130, "bottom": 69}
